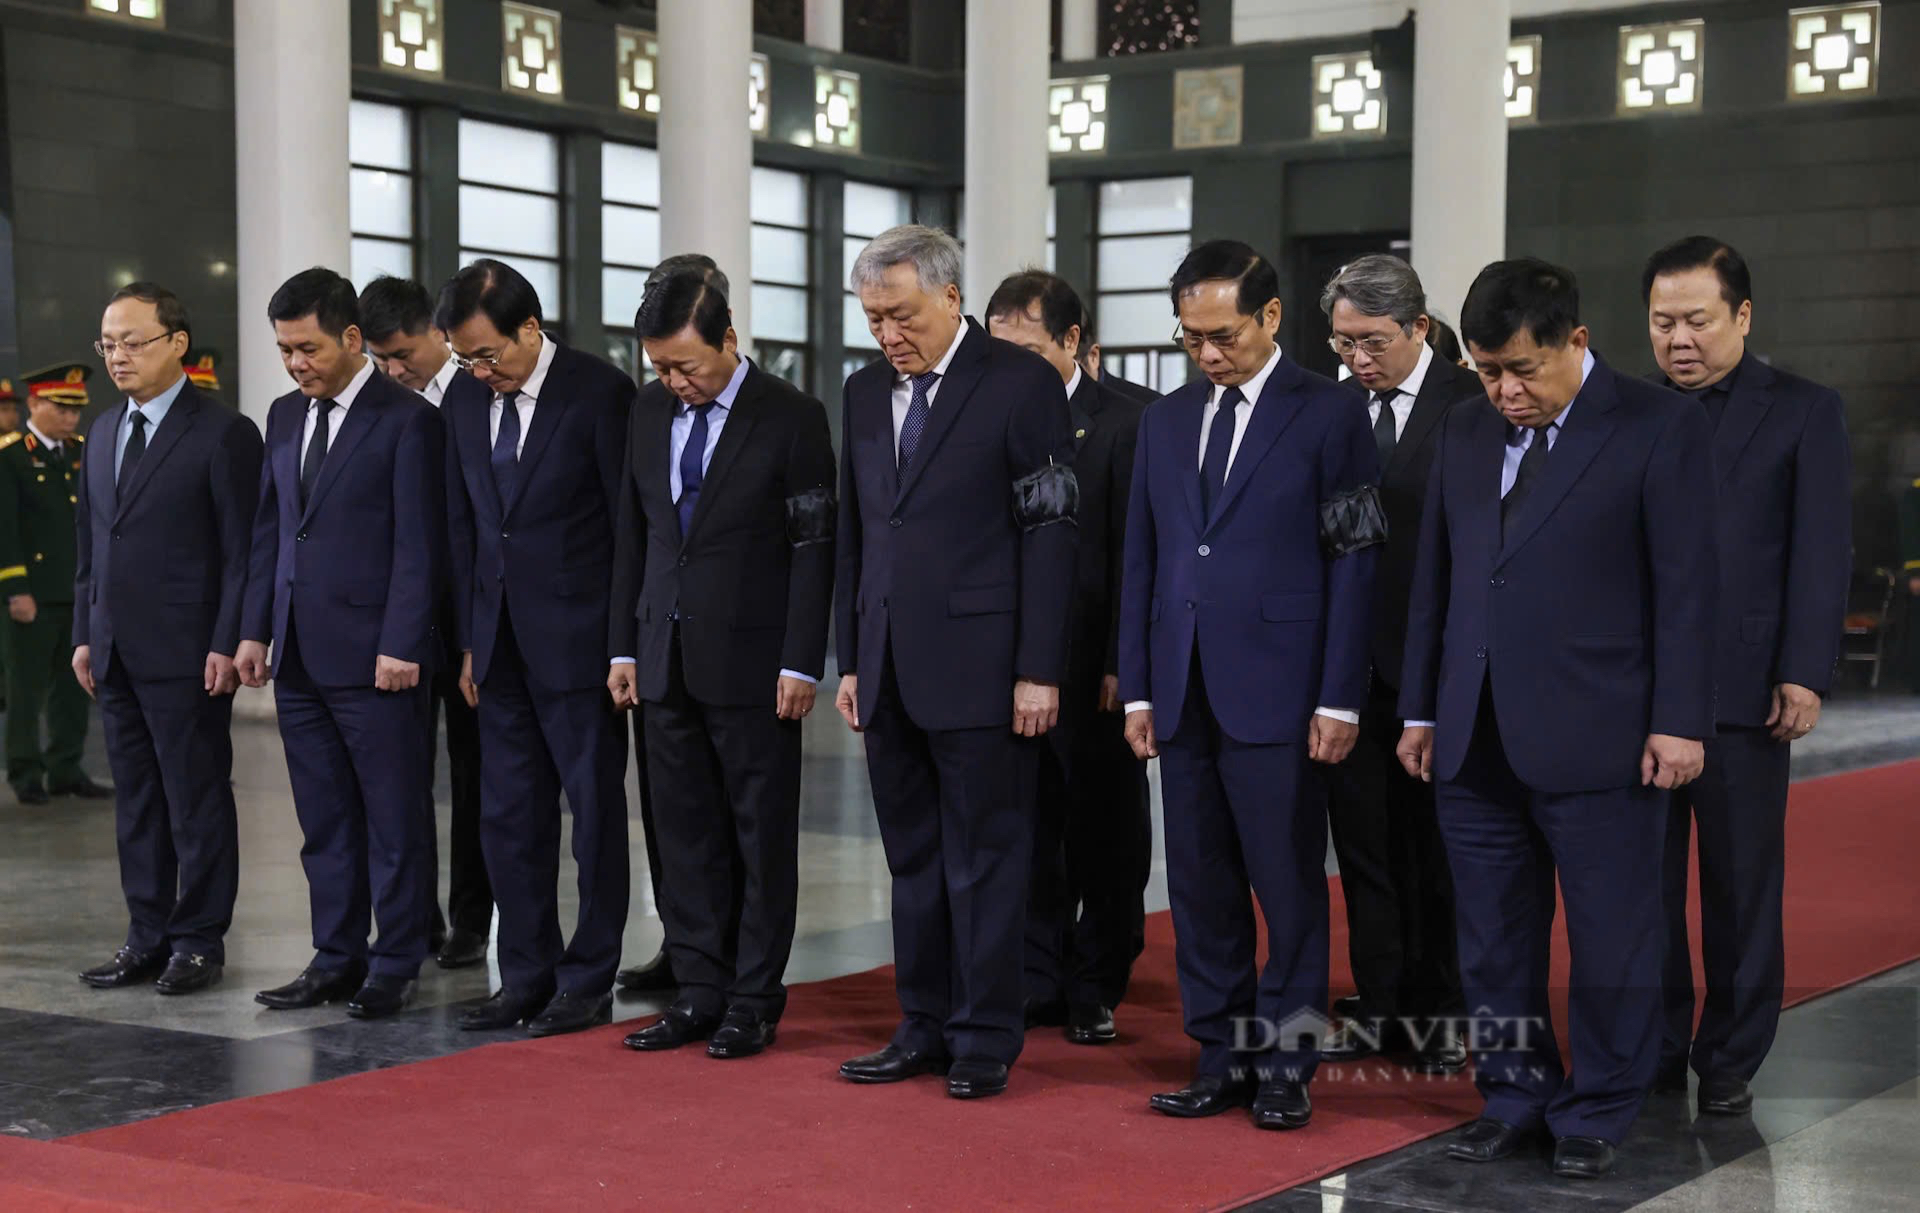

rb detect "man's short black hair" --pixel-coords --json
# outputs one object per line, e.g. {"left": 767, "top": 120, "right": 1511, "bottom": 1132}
{"left": 1168, "top": 240, "right": 1278, "bottom": 318}
{"left": 984, "top": 269, "right": 1087, "bottom": 349}
{"left": 634, "top": 271, "right": 730, "bottom": 349}
{"left": 358, "top": 275, "right": 436, "bottom": 342}
{"left": 1640, "top": 235, "right": 1753, "bottom": 311}
{"left": 435, "top": 258, "right": 542, "bottom": 336}
{"left": 1460, "top": 257, "right": 1581, "bottom": 352}
{"left": 108, "top": 281, "right": 193, "bottom": 345}
{"left": 267, "top": 267, "right": 359, "bottom": 338}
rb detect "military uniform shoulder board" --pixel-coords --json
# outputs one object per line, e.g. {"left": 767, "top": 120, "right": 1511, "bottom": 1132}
{"left": 0, "top": 432, "right": 20, "bottom": 449}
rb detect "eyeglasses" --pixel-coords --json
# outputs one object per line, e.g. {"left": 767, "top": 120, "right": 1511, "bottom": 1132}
{"left": 93, "top": 331, "right": 181, "bottom": 359}
{"left": 1172, "top": 316, "right": 1256, "bottom": 354}
{"left": 1327, "top": 326, "right": 1411, "bottom": 358}
{"left": 450, "top": 352, "right": 501, "bottom": 372}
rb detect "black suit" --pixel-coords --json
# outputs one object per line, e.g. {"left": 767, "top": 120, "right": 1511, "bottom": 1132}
{"left": 836, "top": 320, "right": 1077, "bottom": 1065}
{"left": 1658, "top": 353, "right": 1851, "bottom": 1084}
{"left": 1025, "top": 371, "right": 1151, "bottom": 1013}
{"left": 609, "top": 361, "right": 836, "bottom": 1019}
{"left": 74, "top": 380, "right": 261, "bottom": 964}
{"left": 1097, "top": 371, "right": 1157, "bottom": 407}
{"left": 1324, "top": 352, "right": 1480, "bottom": 1029}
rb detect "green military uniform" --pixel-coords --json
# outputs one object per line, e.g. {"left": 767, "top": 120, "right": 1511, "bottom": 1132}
{"left": 0, "top": 364, "right": 93, "bottom": 797}
{"left": 1901, "top": 479, "right": 1920, "bottom": 692}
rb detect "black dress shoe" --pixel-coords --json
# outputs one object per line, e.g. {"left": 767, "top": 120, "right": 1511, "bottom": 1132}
{"left": 48, "top": 775, "right": 112, "bottom": 799}
{"left": 154, "top": 954, "right": 222, "bottom": 995}
{"left": 427, "top": 921, "right": 448, "bottom": 955}
{"left": 435, "top": 928, "right": 489, "bottom": 970}
{"left": 256, "top": 963, "right": 368, "bottom": 1009}
{"left": 528, "top": 990, "right": 612, "bottom": 1038}
{"left": 1251, "top": 1079, "right": 1312, "bottom": 1130}
{"left": 1697, "top": 1076, "right": 1754, "bottom": 1115}
{"left": 707, "top": 1007, "right": 778, "bottom": 1059}
{"left": 1446, "top": 1117, "right": 1533, "bottom": 1162}
{"left": 457, "top": 986, "right": 552, "bottom": 1031}
{"left": 1552, "top": 1135, "right": 1616, "bottom": 1179}
{"left": 1408, "top": 1020, "right": 1468, "bottom": 1074}
{"left": 1148, "top": 1074, "right": 1257, "bottom": 1118}
{"left": 947, "top": 1056, "right": 1009, "bottom": 1099}
{"left": 1319, "top": 1017, "right": 1385, "bottom": 1062}
{"left": 839, "top": 1043, "right": 953, "bottom": 1084}
{"left": 1653, "top": 1056, "right": 1691, "bottom": 1093}
{"left": 1024, "top": 997, "right": 1068, "bottom": 1028}
{"left": 78, "top": 946, "right": 166, "bottom": 989}
{"left": 345, "top": 974, "right": 415, "bottom": 1019}
{"left": 624, "top": 1002, "right": 721, "bottom": 1051}
{"left": 615, "top": 951, "right": 676, "bottom": 993}
{"left": 1065, "top": 1003, "right": 1116, "bottom": 1045}
{"left": 14, "top": 781, "right": 48, "bottom": 805}
{"left": 1333, "top": 994, "right": 1362, "bottom": 1019}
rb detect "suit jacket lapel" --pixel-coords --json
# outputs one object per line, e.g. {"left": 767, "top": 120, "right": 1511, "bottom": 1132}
{"left": 1174, "top": 388, "right": 1206, "bottom": 534}
{"left": 1207, "top": 355, "right": 1310, "bottom": 531}
{"left": 507, "top": 343, "right": 571, "bottom": 520}
{"left": 114, "top": 386, "right": 202, "bottom": 521}
{"left": 895, "top": 320, "right": 988, "bottom": 508}
{"left": 1069, "top": 376, "right": 1097, "bottom": 456}
{"left": 684, "top": 366, "right": 761, "bottom": 545}
{"left": 91, "top": 403, "right": 121, "bottom": 518}
{"left": 1497, "top": 359, "right": 1619, "bottom": 564}
{"left": 1386, "top": 372, "right": 1455, "bottom": 482}
{"left": 301, "top": 380, "right": 382, "bottom": 525}
{"left": 1713, "top": 356, "right": 1771, "bottom": 489}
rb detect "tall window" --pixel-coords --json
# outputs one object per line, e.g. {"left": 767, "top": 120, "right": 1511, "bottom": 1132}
{"left": 842, "top": 180, "right": 912, "bottom": 381}
{"left": 601, "top": 141, "right": 661, "bottom": 377}
{"left": 458, "top": 118, "right": 563, "bottom": 322}
{"left": 1095, "top": 176, "right": 1191, "bottom": 392}
{"left": 752, "top": 167, "right": 811, "bottom": 387}
{"left": 349, "top": 100, "right": 415, "bottom": 287}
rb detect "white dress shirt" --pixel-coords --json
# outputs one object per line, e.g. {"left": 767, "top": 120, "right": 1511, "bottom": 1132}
{"left": 420, "top": 356, "right": 458, "bottom": 407}
{"left": 1367, "top": 341, "right": 1433, "bottom": 441}
{"left": 1127, "top": 344, "right": 1358, "bottom": 726}
{"left": 489, "top": 332, "right": 556, "bottom": 456}
{"left": 1064, "top": 365, "right": 1083, "bottom": 404}
{"left": 300, "top": 356, "right": 377, "bottom": 457}
{"left": 890, "top": 322, "right": 969, "bottom": 465}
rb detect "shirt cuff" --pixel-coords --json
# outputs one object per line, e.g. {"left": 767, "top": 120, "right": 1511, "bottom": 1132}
{"left": 1124, "top": 700, "right": 1152, "bottom": 714}
{"left": 779, "top": 669, "right": 817, "bottom": 684}
{"left": 1405, "top": 720, "right": 1436, "bottom": 729}
{"left": 611, "top": 657, "right": 635, "bottom": 665}
{"left": 1314, "top": 707, "right": 1360, "bottom": 725}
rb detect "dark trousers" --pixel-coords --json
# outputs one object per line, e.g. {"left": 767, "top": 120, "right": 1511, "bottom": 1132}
{"left": 1437, "top": 687, "right": 1665, "bottom": 1144}
{"left": 1661, "top": 725, "right": 1791, "bottom": 1083}
{"left": 6, "top": 602, "right": 89, "bottom": 788}
{"left": 428, "top": 671, "right": 492, "bottom": 937}
{"left": 476, "top": 609, "right": 629, "bottom": 996}
{"left": 1025, "top": 686, "right": 1150, "bottom": 1011}
{"left": 1325, "top": 681, "right": 1462, "bottom": 1024}
{"left": 863, "top": 654, "right": 1035, "bottom": 1065}
{"left": 1159, "top": 656, "right": 1327, "bottom": 1082}
{"left": 98, "top": 657, "right": 238, "bottom": 962}
{"left": 274, "top": 624, "right": 434, "bottom": 979}
{"left": 642, "top": 634, "right": 801, "bottom": 1018}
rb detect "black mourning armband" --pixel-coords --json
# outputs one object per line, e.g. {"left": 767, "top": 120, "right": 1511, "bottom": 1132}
{"left": 1012, "top": 464, "right": 1079, "bottom": 532}
{"left": 1319, "top": 484, "right": 1387, "bottom": 556}
{"left": 785, "top": 486, "right": 836, "bottom": 548}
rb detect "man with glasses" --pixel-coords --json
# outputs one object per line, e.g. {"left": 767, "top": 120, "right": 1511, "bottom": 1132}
{"left": 73, "top": 283, "right": 261, "bottom": 995}
{"left": 1316, "top": 256, "right": 1479, "bottom": 1075}
{"left": 1118, "top": 240, "right": 1382, "bottom": 1131}
{"left": 0, "top": 362, "right": 111, "bottom": 805}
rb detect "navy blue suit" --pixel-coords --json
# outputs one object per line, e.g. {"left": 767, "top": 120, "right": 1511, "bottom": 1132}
{"left": 444, "top": 338, "right": 632, "bottom": 998}
{"left": 75, "top": 382, "right": 261, "bottom": 964}
{"left": 1117, "top": 350, "right": 1379, "bottom": 1082}
{"left": 1659, "top": 353, "right": 1851, "bottom": 1085}
{"left": 1399, "top": 352, "right": 1717, "bottom": 1143}
{"left": 242, "top": 366, "right": 445, "bottom": 979}
{"left": 834, "top": 320, "right": 1077, "bottom": 1065}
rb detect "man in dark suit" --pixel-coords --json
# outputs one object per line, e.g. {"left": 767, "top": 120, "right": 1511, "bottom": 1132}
{"left": 609, "top": 266, "right": 836, "bottom": 1058}
{"left": 1076, "top": 319, "right": 1158, "bottom": 406}
{"left": 72, "top": 282, "right": 261, "bottom": 996}
{"left": 833, "top": 225, "right": 1077, "bottom": 1099}
{"left": 439, "top": 259, "right": 633, "bottom": 1038}
{"left": 985, "top": 270, "right": 1150, "bottom": 1047}
{"left": 1315, "top": 256, "right": 1477, "bottom": 1073}
{"left": 1643, "top": 236, "right": 1852, "bottom": 1115}
{"left": 235, "top": 267, "right": 445, "bottom": 1020}
{"left": 359, "top": 275, "right": 493, "bottom": 971}
{"left": 1119, "top": 241, "right": 1380, "bottom": 1133}
{"left": 1397, "top": 258, "right": 1717, "bottom": 1179}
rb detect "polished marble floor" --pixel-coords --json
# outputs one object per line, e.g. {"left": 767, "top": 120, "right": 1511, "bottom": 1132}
{"left": 1, "top": 692, "right": 1916, "bottom": 1212}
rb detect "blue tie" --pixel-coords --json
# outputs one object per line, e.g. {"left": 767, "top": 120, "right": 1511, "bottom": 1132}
{"left": 677, "top": 402, "right": 713, "bottom": 538}
{"left": 897, "top": 371, "right": 938, "bottom": 472}
{"left": 1201, "top": 386, "right": 1244, "bottom": 517}
{"left": 492, "top": 390, "right": 521, "bottom": 509}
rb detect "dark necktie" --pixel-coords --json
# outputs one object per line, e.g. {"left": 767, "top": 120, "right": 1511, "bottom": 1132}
{"left": 898, "top": 371, "right": 938, "bottom": 472}
{"left": 1501, "top": 423, "right": 1551, "bottom": 536}
{"left": 677, "top": 402, "right": 714, "bottom": 538}
{"left": 492, "top": 390, "right": 522, "bottom": 508}
{"left": 119, "top": 412, "right": 149, "bottom": 495}
{"left": 1690, "top": 383, "right": 1728, "bottom": 430}
{"left": 1201, "top": 386, "right": 1244, "bottom": 517}
{"left": 300, "top": 399, "right": 335, "bottom": 506}
{"left": 1370, "top": 390, "right": 1399, "bottom": 467}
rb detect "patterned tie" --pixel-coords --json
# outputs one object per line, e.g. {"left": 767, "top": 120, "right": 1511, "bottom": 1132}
{"left": 1501, "top": 423, "right": 1551, "bottom": 536}
{"left": 897, "top": 371, "right": 939, "bottom": 472}
{"left": 1371, "top": 390, "right": 1399, "bottom": 467}
{"left": 677, "top": 402, "right": 713, "bottom": 538}
{"left": 492, "top": 390, "right": 521, "bottom": 508}
{"left": 119, "top": 411, "right": 148, "bottom": 495}
{"left": 300, "top": 399, "right": 335, "bottom": 506}
{"left": 1201, "top": 386, "right": 1244, "bottom": 517}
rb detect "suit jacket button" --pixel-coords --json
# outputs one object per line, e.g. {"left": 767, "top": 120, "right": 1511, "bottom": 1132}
{"left": 1185, "top": 600, "right": 1195, "bottom": 609}
{"left": 678, "top": 556, "right": 688, "bottom": 566}
{"left": 501, "top": 530, "right": 511, "bottom": 539}
{"left": 295, "top": 531, "right": 308, "bottom": 542}
{"left": 1197, "top": 544, "right": 1210, "bottom": 557}
{"left": 110, "top": 532, "right": 121, "bottom": 541}
{"left": 1475, "top": 647, "right": 1488, "bottom": 659}
{"left": 889, "top": 518, "right": 902, "bottom": 528}
{"left": 1490, "top": 576, "right": 1505, "bottom": 587}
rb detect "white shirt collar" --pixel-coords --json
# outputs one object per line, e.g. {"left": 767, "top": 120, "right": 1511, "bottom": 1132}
{"left": 1064, "top": 365, "right": 1084, "bottom": 402}
{"left": 425, "top": 356, "right": 458, "bottom": 405}
{"left": 896, "top": 320, "right": 968, "bottom": 386}
{"left": 26, "top": 420, "right": 60, "bottom": 448}
{"left": 1210, "top": 343, "right": 1285, "bottom": 408}
{"left": 314, "top": 356, "right": 375, "bottom": 411}
{"left": 509, "top": 332, "right": 558, "bottom": 404}
{"left": 1387, "top": 340, "right": 1435, "bottom": 401}
{"left": 677, "top": 355, "right": 752, "bottom": 415}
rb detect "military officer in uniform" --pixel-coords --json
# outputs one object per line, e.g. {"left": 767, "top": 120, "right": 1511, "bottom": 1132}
{"left": 0, "top": 363, "right": 110, "bottom": 803}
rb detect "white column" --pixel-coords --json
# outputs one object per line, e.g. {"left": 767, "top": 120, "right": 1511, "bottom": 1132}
{"left": 804, "top": 0, "right": 844, "bottom": 53}
{"left": 660, "top": 0, "right": 754, "bottom": 347}
{"left": 1060, "top": 0, "right": 1098, "bottom": 61}
{"left": 1409, "top": 0, "right": 1510, "bottom": 327}
{"left": 963, "top": 0, "right": 1051, "bottom": 312}
{"left": 233, "top": 0, "right": 351, "bottom": 427}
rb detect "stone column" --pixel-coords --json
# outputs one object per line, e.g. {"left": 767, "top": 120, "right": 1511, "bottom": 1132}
{"left": 1060, "top": 0, "right": 1097, "bottom": 60}
{"left": 805, "top": 0, "right": 844, "bottom": 52}
{"left": 659, "top": 0, "right": 754, "bottom": 346}
{"left": 963, "top": 0, "right": 1051, "bottom": 311}
{"left": 1410, "top": 0, "right": 1511, "bottom": 325}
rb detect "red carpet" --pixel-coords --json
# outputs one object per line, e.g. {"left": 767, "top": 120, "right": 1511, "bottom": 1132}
{"left": 11, "top": 759, "right": 1915, "bottom": 1211}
